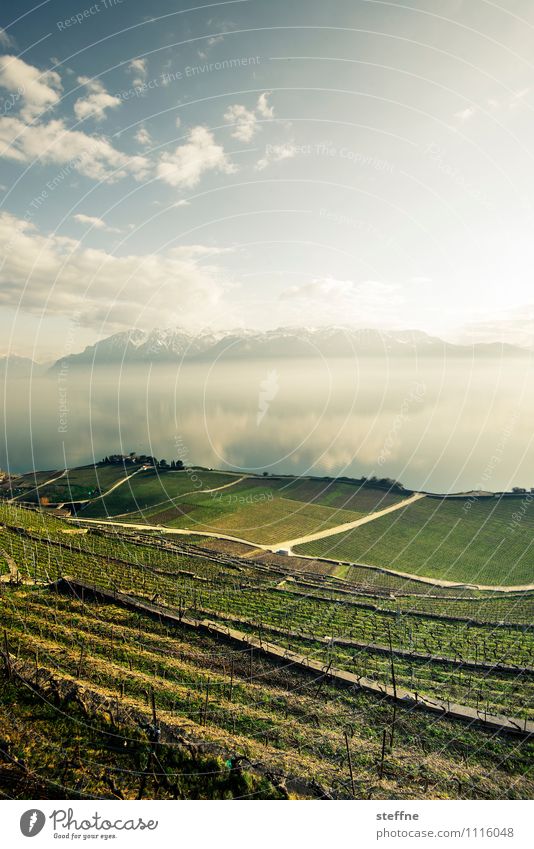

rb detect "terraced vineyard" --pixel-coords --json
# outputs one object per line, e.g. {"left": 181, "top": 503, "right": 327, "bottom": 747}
{"left": 80, "top": 468, "right": 240, "bottom": 518}
{"left": 296, "top": 496, "right": 534, "bottom": 586}
{"left": 3, "top": 465, "right": 135, "bottom": 505}
{"left": 2, "top": 586, "right": 533, "bottom": 800}
{"left": 0, "top": 666, "right": 283, "bottom": 800}
{"left": 166, "top": 492, "right": 361, "bottom": 544}
{"left": 80, "top": 470, "right": 409, "bottom": 547}
{"left": 1, "top": 495, "right": 533, "bottom": 800}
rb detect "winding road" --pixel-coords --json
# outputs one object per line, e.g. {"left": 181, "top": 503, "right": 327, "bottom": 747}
{"left": 273, "top": 492, "right": 426, "bottom": 551}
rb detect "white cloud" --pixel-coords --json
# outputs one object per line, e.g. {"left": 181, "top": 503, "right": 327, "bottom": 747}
{"left": 128, "top": 57, "right": 147, "bottom": 87}
{"left": 0, "top": 116, "right": 150, "bottom": 181}
{"left": 135, "top": 125, "right": 152, "bottom": 146}
{"left": 74, "top": 76, "right": 121, "bottom": 122}
{"left": 452, "top": 305, "right": 534, "bottom": 348}
{"left": 454, "top": 107, "right": 474, "bottom": 122}
{"left": 157, "top": 125, "right": 235, "bottom": 188}
{"left": 74, "top": 213, "right": 106, "bottom": 229}
{"left": 281, "top": 277, "right": 357, "bottom": 301}
{"left": 198, "top": 36, "right": 224, "bottom": 60}
{"left": 484, "top": 88, "right": 530, "bottom": 114}
{"left": 197, "top": 32, "right": 226, "bottom": 60}
{"left": 128, "top": 58, "right": 147, "bottom": 76}
{"left": 224, "top": 92, "right": 274, "bottom": 142}
{"left": 0, "top": 211, "right": 230, "bottom": 329}
{"left": 0, "top": 56, "right": 146, "bottom": 182}
{"left": 73, "top": 213, "right": 121, "bottom": 233}
{"left": 0, "top": 54, "right": 62, "bottom": 120}
{"left": 256, "top": 91, "right": 274, "bottom": 118}
{"left": 224, "top": 103, "right": 257, "bottom": 142}
{"left": 510, "top": 88, "right": 529, "bottom": 109}
{"left": 0, "top": 28, "right": 14, "bottom": 49}
{"left": 175, "top": 116, "right": 181, "bottom": 128}
{"left": 256, "top": 142, "right": 297, "bottom": 171}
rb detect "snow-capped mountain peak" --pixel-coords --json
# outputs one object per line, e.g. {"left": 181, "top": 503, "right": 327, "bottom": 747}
{"left": 50, "top": 326, "right": 528, "bottom": 369}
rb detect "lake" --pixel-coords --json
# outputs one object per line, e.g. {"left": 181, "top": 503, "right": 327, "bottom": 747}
{"left": 2, "top": 356, "right": 534, "bottom": 493}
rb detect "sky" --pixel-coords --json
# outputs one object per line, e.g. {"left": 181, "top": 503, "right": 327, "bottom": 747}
{"left": 1, "top": 0, "right": 534, "bottom": 359}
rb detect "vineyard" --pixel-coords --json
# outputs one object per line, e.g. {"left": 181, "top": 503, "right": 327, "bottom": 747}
{"left": 295, "top": 495, "right": 534, "bottom": 586}
{"left": 165, "top": 493, "right": 361, "bottom": 544}
{"left": 2, "top": 585, "right": 533, "bottom": 800}
{"left": 80, "top": 468, "right": 241, "bottom": 518}
{"left": 1, "top": 489, "right": 533, "bottom": 800}
{"left": 2, "top": 465, "right": 134, "bottom": 505}
{"left": 80, "top": 471, "right": 410, "bottom": 547}
{"left": 0, "top": 655, "right": 284, "bottom": 800}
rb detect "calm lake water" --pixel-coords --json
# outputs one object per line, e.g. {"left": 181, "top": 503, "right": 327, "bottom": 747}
{"left": 2, "top": 357, "right": 534, "bottom": 493}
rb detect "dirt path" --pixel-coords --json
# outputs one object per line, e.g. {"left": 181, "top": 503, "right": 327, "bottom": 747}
{"left": 8, "top": 467, "right": 143, "bottom": 509}
{"left": 273, "top": 492, "right": 426, "bottom": 550}
{"left": 74, "top": 466, "right": 148, "bottom": 507}
{"left": 10, "top": 468, "right": 68, "bottom": 503}
{"left": 70, "top": 516, "right": 267, "bottom": 549}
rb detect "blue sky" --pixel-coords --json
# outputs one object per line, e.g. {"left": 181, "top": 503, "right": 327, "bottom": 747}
{"left": 2, "top": 0, "right": 534, "bottom": 357}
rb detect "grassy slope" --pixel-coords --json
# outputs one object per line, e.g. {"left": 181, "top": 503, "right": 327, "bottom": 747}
{"left": 80, "top": 469, "right": 238, "bottom": 518}
{"left": 166, "top": 492, "right": 361, "bottom": 544}
{"left": 295, "top": 496, "right": 534, "bottom": 586}
{"left": 279, "top": 479, "right": 405, "bottom": 512}
{"left": 10, "top": 466, "right": 136, "bottom": 504}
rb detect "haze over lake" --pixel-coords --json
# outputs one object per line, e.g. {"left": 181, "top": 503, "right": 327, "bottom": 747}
{"left": 3, "top": 355, "right": 534, "bottom": 493}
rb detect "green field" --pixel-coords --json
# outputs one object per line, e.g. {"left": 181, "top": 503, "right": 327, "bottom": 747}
{"left": 80, "top": 468, "right": 240, "bottom": 517}
{"left": 164, "top": 490, "right": 361, "bottom": 544}
{"left": 81, "top": 472, "right": 405, "bottom": 546}
{"left": 295, "top": 496, "right": 534, "bottom": 586}
{"left": 3, "top": 465, "right": 135, "bottom": 504}
{"left": 0, "top": 469, "right": 58, "bottom": 500}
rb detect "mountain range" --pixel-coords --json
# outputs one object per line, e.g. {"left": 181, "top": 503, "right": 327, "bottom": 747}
{"left": 50, "top": 327, "right": 530, "bottom": 367}
{"left": 2, "top": 327, "right": 530, "bottom": 372}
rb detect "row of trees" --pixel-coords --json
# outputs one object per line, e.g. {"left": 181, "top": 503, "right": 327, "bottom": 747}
{"left": 99, "top": 454, "right": 184, "bottom": 470}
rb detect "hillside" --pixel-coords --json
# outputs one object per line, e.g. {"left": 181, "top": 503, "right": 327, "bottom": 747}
{"left": 9, "top": 463, "right": 530, "bottom": 587}
{"left": 0, "top": 499, "right": 532, "bottom": 800}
